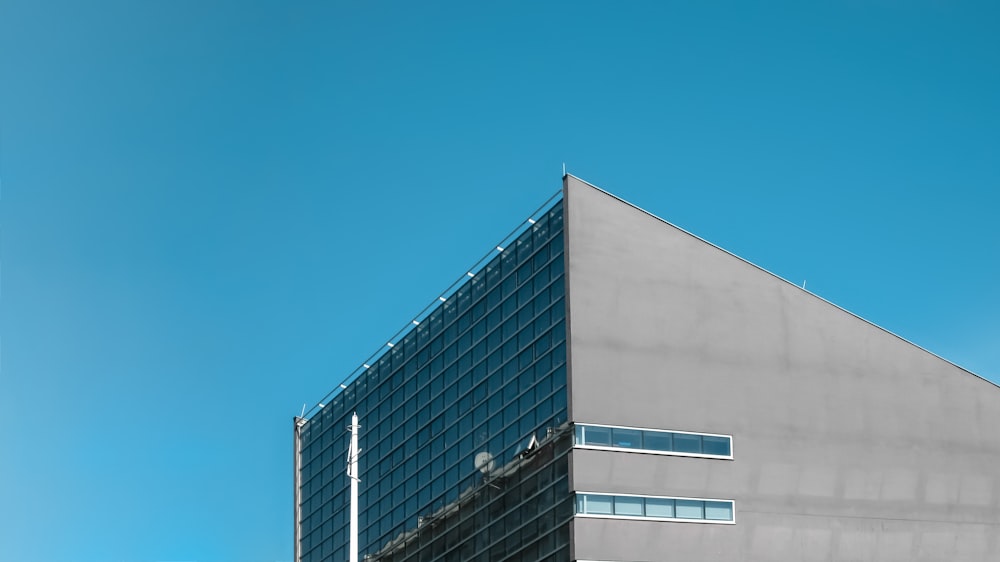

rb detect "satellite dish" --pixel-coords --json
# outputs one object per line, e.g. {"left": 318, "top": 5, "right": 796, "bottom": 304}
{"left": 474, "top": 451, "right": 495, "bottom": 474}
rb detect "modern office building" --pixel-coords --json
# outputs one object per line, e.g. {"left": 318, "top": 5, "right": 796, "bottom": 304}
{"left": 294, "top": 175, "right": 1000, "bottom": 562}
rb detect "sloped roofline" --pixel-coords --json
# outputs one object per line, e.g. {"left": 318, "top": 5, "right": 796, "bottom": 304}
{"left": 564, "top": 173, "right": 998, "bottom": 392}
{"left": 300, "top": 188, "right": 565, "bottom": 422}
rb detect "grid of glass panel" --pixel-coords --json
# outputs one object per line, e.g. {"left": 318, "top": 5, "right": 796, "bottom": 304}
{"left": 574, "top": 424, "right": 732, "bottom": 458}
{"left": 576, "top": 493, "right": 735, "bottom": 523}
{"left": 374, "top": 429, "right": 574, "bottom": 562}
{"left": 298, "top": 200, "right": 568, "bottom": 562}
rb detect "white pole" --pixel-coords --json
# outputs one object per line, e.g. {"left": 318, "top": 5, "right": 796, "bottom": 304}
{"left": 348, "top": 412, "right": 360, "bottom": 562}
{"left": 293, "top": 417, "right": 306, "bottom": 562}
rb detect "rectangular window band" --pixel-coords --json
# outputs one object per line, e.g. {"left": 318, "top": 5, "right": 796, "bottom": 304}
{"left": 576, "top": 492, "right": 735, "bottom": 524}
{"left": 574, "top": 423, "right": 732, "bottom": 459}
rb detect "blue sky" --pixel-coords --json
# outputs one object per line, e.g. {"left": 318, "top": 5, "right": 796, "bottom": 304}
{"left": 1, "top": 1, "right": 997, "bottom": 560}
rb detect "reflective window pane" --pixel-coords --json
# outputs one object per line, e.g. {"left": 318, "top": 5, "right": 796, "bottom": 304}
{"left": 641, "top": 430, "right": 672, "bottom": 452}
{"left": 298, "top": 201, "right": 570, "bottom": 560}
{"left": 582, "top": 426, "right": 611, "bottom": 446}
{"left": 703, "top": 435, "right": 731, "bottom": 456}
{"left": 574, "top": 424, "right": 731, "bottom": 460}
{"left": 644, "top": 497, "right": 675, "bottom": 518}
{"left": 674, "top": 499, "right": 704, "bottom": 519}
{"left": 613, "top": 496, "right": 643, "bottom": 516}
{"left": 585, "top": 494, "right": 613, "bottom": 515}
{"left": 577, "top": 494, "right": 734, "bottom": 525}
{"left": 672, "top": 433, "right": 702, "bottom": 454}
{"left": 704, "top": 501, "right": 733, "bottom": 521}
{"left": 611, "top": 428, "right": 642, "bottom": 449}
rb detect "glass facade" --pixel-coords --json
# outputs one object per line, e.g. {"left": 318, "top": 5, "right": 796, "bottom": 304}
{"left": 297, "top": 200, "right": 568, "bottom": 562}
{"left": 374, "top": 430, "right": 574, "bottom": 562}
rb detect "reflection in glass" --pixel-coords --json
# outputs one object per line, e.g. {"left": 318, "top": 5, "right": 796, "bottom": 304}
{"left": 613, "top": 496, "right": 644, "bottom": 516}
{"left": 611, "top": 428, "right": 642, "bottom": 449}
{"left": 574, "top": 424, "right": 731, "bottom": 458}
{"left": 702, "top": 435, "right": 731, "bottom": 456}
{"left": 671, "top": 433, "right": 703, "bottom": 454}
{"left": 705, "top": 501, "right": 733, "bottom": 521}
{"left": 642, "top": 431, "right": 672, "bottom": 452}
{"left": 644, "top": 497, "right": 675, "bottom": 518}
{"left": 586, "top": 495, "right": 613, "bottom": 514}
{"left": 582, "top": 425, "right": 611, "bottom": 446}
{"left": 674, "top": 499, "right": 704, "bottom": 519}
{"left": 297, "top": 202, "right": 569, "bottom": 562}
{"left": 576, "top": 494, "right": 733, "bottom": 523}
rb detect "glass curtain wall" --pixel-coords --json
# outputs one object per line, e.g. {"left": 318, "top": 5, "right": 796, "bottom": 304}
{"left": 373, "top": 429, "right": 574, "bottom": 562}
{"left": 298, "top": 199, "right": 568, "bottom": 562}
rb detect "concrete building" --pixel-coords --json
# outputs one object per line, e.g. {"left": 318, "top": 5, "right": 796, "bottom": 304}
{"left": 294, "top": 175, "right": 1000, "bottom": 562}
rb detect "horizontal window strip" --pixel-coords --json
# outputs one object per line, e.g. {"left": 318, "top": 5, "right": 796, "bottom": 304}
{"left": 574, "top": 423, "right": 732, "bottom": 459}
{"left": 575, "top": 493, "right": 734, "bottom": 524}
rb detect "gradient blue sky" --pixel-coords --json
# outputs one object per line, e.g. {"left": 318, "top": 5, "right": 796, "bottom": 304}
{"left": 1, "top": 1, "right": 998, "bottom": 561}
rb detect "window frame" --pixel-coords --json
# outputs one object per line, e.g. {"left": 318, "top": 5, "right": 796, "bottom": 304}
{"left": 574, "top": 423, "right": 734, "bottom": 460}
{"left": 575, "top": 491, "right": 735, "bottom": 525}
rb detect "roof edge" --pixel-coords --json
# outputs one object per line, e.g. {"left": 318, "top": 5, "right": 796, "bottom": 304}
{"left": 563, "top": 173, "right": 998, "bottom": 392}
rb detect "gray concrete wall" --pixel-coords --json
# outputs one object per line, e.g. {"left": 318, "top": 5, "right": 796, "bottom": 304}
{"left": 562, "top": 175, "right": 1000, "bottom": 561}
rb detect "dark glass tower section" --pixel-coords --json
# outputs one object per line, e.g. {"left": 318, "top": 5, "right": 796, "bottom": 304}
{"left": 296, "top": 198, "right": 570, "bottom": 562}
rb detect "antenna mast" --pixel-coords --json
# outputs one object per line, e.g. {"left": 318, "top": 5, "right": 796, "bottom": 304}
{"left": 347, "top": 412, "right": 361, "bottom": 562}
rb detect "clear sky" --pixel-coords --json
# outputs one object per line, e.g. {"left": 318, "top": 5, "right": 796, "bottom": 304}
{"left": 1, "top": 1, "right": 997, "bottom": 561}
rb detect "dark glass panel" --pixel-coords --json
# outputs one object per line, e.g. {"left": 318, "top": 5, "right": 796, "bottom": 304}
{"left": 642, "top": 431, "right": 674, "bottom": 451}
{"left": 298, "top": 202, "right": 567, "bottom": 561}
{"left": 702, "top": 435, "right": 731, "bottom": 456}
{"left": 672, "top": 432, "right": 703, "bottom": 454}
{"left": 611, "top": 428, "right": 642, "bottom": 449}
{"left": 582, "top": 425, "right": 611, "bottom": 446}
